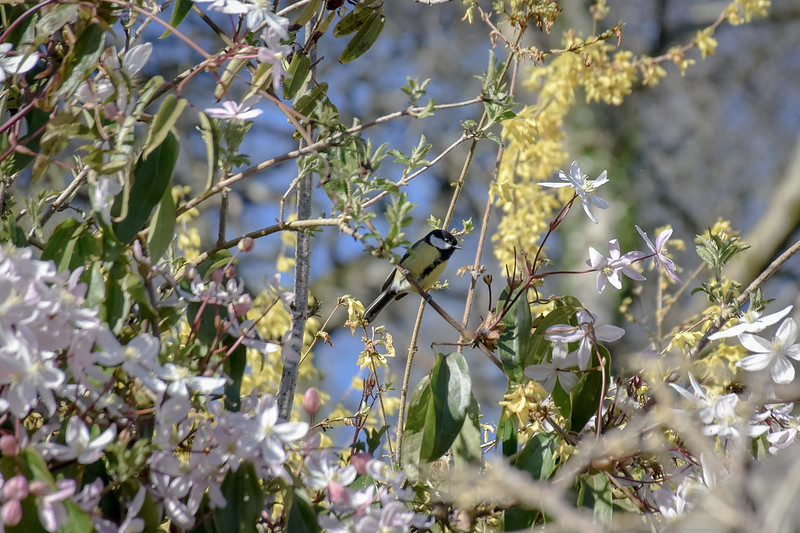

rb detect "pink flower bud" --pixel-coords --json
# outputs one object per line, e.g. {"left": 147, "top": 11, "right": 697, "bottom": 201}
{"left": 326, "top": 481, "right": 350, "bottom": 507}
{"left": 302, "top": 387, "right": 321, "bottom": 415}
{"left": 0, "top": 435, "right": 19, "bottom": 456}
{"left": 228, "top": 294, "right": 253, "bottom": 318}
{"left": 1, "top": 499, "right": 22, "bottom": 526}
{"left": 238, "top": 237, "right": 255, "bottom": 253}
{"left": 3, "top": 475, "right": 29, "bottom": 500}
{"left": 212, "top": 269, "right": 225, "bottom": 283}
{"left": 349, "top": 452, "right": 372, "bottom": 476}
{"left": 27, "top": 480, "right": 50, "bottom": 497}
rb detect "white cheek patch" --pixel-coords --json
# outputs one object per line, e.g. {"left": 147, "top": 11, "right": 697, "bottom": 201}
{"left": 429, "top": 235, "right": 448, "bottom": 250}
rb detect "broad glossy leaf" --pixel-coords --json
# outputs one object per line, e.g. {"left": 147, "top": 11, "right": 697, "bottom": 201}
{"left": 569, "top": 345, "right": 609, "bottom": 432}
{"left": 401, "top": 375, "right": 433, "bottom": 482}
{"left": 286, "top": 489, "right": 321, "bottom": 533}
{"left": 147, "top": 183, "right": 176, "bottom": 262}
{"left": 453, "top": 395, "right": 482, "bottom": 468}
{"left": 113, "top": 130, "right": 179, "bottom": 243}
{"left": 224, "top": 343, "right": 247, "bottom": 412}
{"left": 213, "top": 462, "right": 263, "bottom": 533}
{"left": 427, "top": 351, "right": 471, "bottom": 461}
{"left": 514, "top": 432, "right": 559, "bottom": 480}
{"left": 577, "top": 473, "right": 613, "bottom": 526}
{"left": 498, "top": 287, "right": 532, "bottom": 383}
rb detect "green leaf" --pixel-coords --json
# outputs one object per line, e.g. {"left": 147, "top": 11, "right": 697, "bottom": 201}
{"left": 123, "top": 272, "right": 157, "bottom": 322}
{"left": 113, "top": 130, "right": 179, "bottom": 243}
{"left": 427, "top": 352, "right": 472, "bottom": 461}
{"left": 551, "top": 380, "right": 572, "bottom": 430}
{"left": 514, "top": 432, "right": 559, "bottom": 480}
{"left": 401, "top": 375, "right": 434, "bottom": 482}
{"left": 161, "top": 0, "right": 195, "bottom": 38}
{"left": 333, "top": 6, "right": 373, "bottom": 37}
{"left": 143, "top": 95, "right": 187, "bottom": 158}
{"left": 339, "top": 10, "right": 385, "bottom": 64}
{"left": 497, "top": 410, "right": 518, "bottom": 457}
{"left": 294, "top": 0, "right": 322, "bottom": 26}
{"left": 224, "top": 343, "right": 247, "bottom": 412}
{"left": 577, "top": 473, "right": 613, "bottom": 526}
{"left": 294, "top": 82, "right": 329, "bottom": 119}
{"left": 498, "top": 287, "right": 532, "bottom": 383}
{"left": 453, "top": 395, "right": 482, "bottom": 468}
{"left": 147, "top": 184, "right": 176, "bottom": 262}
{"left": 198, "top": 112, "right": 220, "bottom": 190}
{"left": 58, "top": 24, "right": 105, "bottom": 98}
{"left": 569, "top": 345, "right": 609, "bottom": 432}
{"left": 105, "top": 260, "right": 132, "bottom": 333}
{"left": 286, "top": 489, "right": 321, "bottom": 533}
{"left": 41, "top": 218, "right": 82, "bottom": 273}
{"left": 524, "top": 303, "right": 579, "bottom": 367}
{"left": 283, "top": 52, "right": 311, "bottom": 100}
{"left": 36, "top": 3, "right": 80, "bottom": 44}
{"left": 212, "top": 462, "right": 263, "bottom": 533}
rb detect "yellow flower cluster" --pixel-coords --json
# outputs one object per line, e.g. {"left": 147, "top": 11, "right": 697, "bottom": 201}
{"left": 240, "top": 291, "right": 322, "bottom": 400}
{"left": 725, "top": 0, "right": 770, "bottom": 25}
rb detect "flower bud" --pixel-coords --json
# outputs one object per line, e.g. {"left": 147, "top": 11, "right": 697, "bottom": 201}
{"left": 238, "top": 237, "right": 255, "bottom": 253}
{"left": 1, "top": 500, "right": 22, "bottom": 526}
{"left": 3, "top": 475, "right": 29, "bottom": 500}
{"left": 303, "top": 387, "right": 321, "bottom": 415}
{"left": 0, "top": 435, "right": 19, "bottom": 456}
{"left": 349, "top": 452, "right": 371, "bottom": 476}
{"left": 326, "top": 481, "right": 350, "bottom": 507}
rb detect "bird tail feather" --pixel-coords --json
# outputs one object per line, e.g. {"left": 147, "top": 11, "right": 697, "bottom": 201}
{"left": 362, "top": 290, "right": 395, "bottom": 323}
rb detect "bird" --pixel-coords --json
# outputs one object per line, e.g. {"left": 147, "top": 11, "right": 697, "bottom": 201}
{"left": 362, "top": 229, "right": 461, "bottom": 323}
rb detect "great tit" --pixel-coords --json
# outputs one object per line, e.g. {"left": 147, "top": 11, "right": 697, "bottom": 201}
{"left": 362, "top": 229, "right": 461, "bottom": 323}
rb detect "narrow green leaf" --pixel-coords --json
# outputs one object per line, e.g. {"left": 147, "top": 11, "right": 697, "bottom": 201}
{"left": 498, "top": 287, "right": 532, "bottom": 383}
{"left": 283, "top": 52, "right": 311, "bottom": 100}
{"left": 294, "top": 0, "right": 322, "bottom": 26}
{"left": 161, "top": 0, "right": 195, "bottom": 38}
{"left": 58, "top": 25, "right": 105, "bottom": 98}
{"left": 198, "top": 112, "right": 219, "bottom": 190}
{"left": 113, "top": 130, "right": 179, "bottom": 243}
{"left": 213, "top": 462, "right": 263, "bottom": 533}
{"left": 332, "top": 6, "right": 373, "bottom": 37}
{"left": 294, "top": 82, "right": 329, "bottom": 118}
{"left": 143, "top": 95, "right": 187, "bottom": 158}
{"left": 147, "top": 184, "right": 176, "bottom": 262}
{"left": 339, "top": 10, "right": 385, "bottom": 64}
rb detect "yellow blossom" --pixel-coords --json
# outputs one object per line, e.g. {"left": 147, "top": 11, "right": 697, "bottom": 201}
{"left": 694, "top": 28, "right": 718, "bottom": 58}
